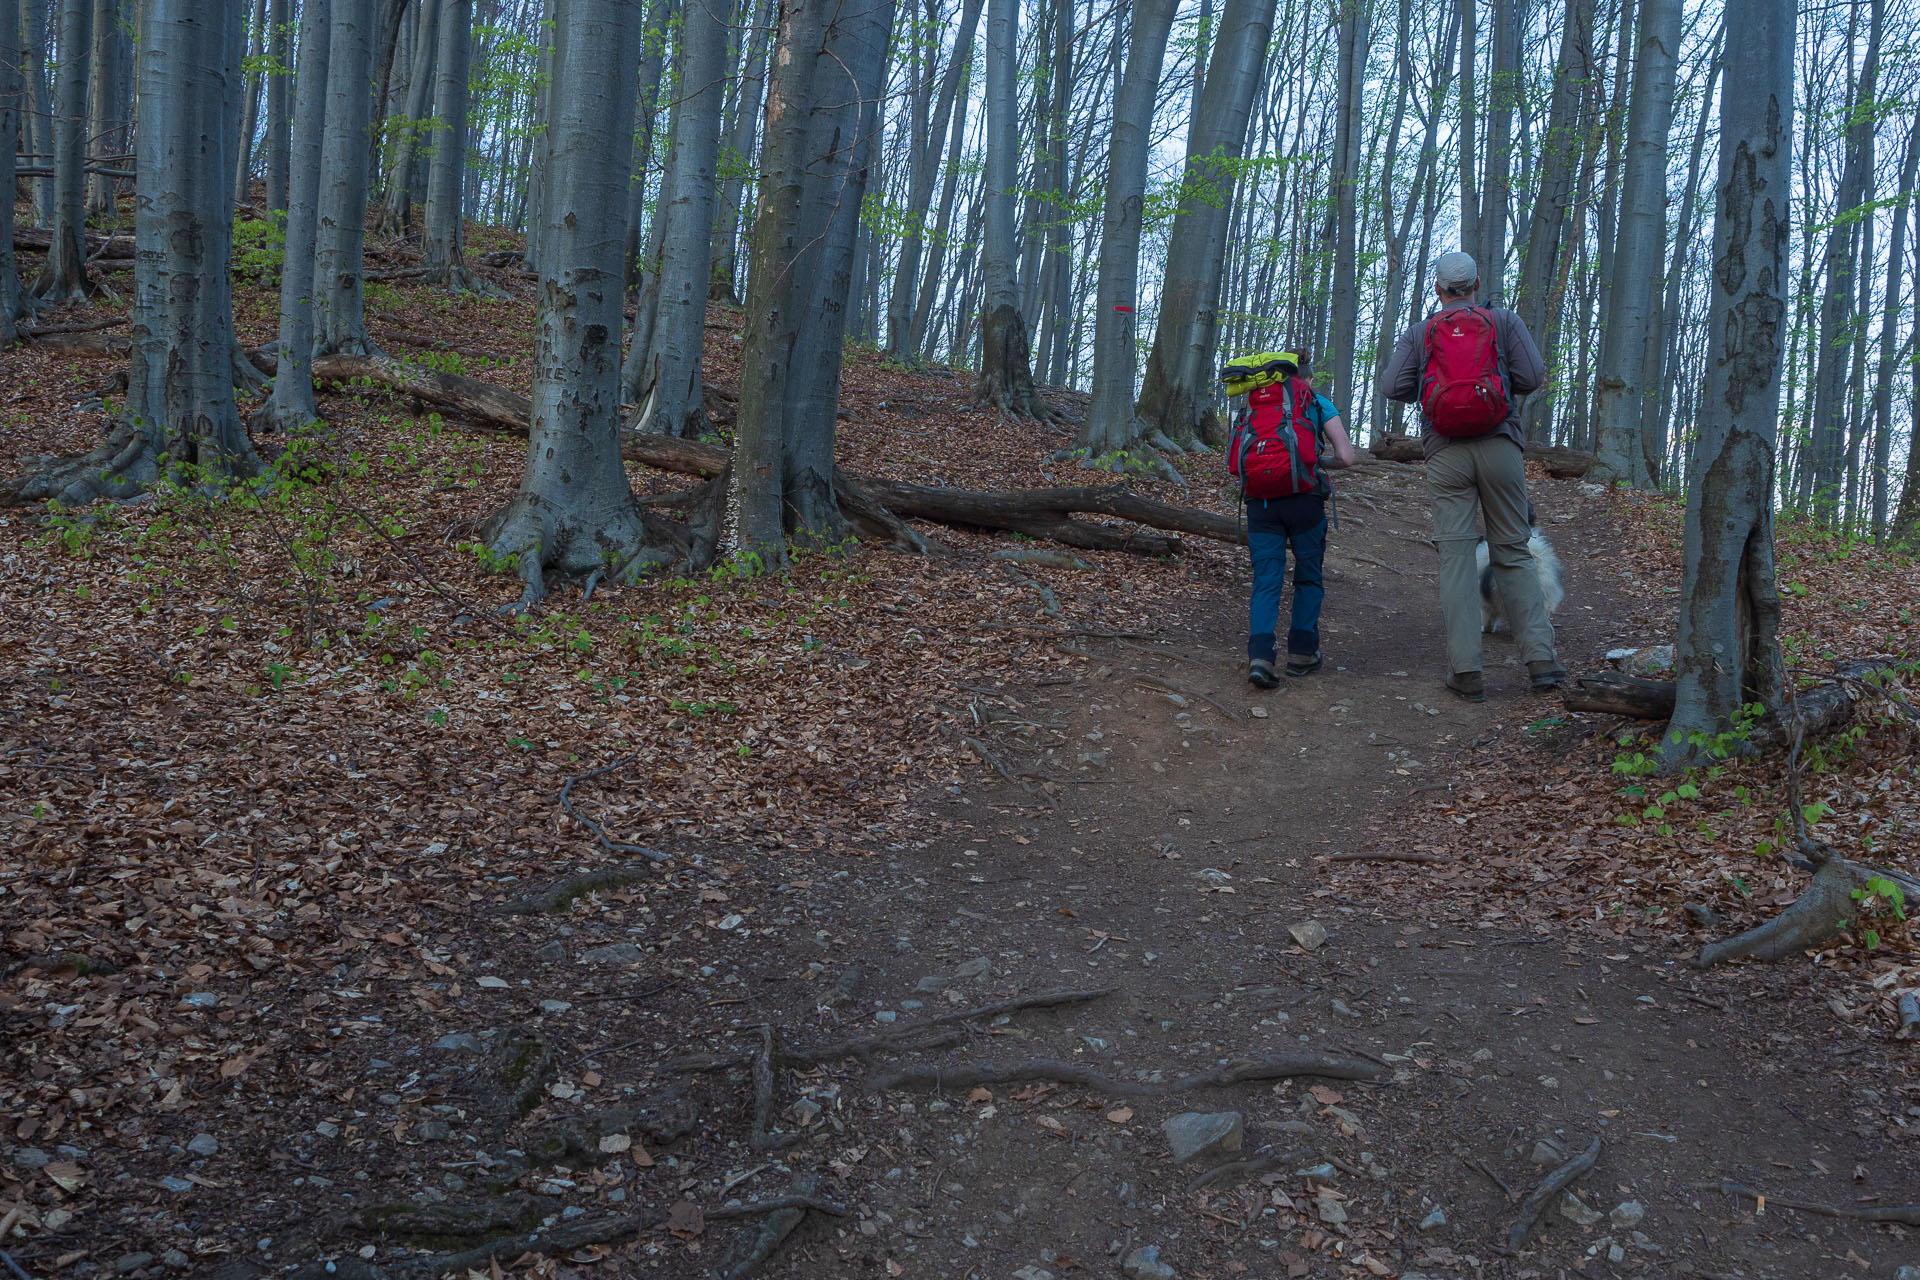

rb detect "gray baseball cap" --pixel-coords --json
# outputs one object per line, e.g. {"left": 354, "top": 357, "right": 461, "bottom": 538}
{"left": 1435, "top": 251, "right": 1478, "bottom": 291}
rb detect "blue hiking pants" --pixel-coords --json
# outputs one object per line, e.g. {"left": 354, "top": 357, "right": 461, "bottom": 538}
{"left": 1246, "top": 493, "right": 1327, "bottom": 663}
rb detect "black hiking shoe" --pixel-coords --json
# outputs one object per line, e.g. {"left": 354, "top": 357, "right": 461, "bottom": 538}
{"left": 1527, "top": 660, "right": 1568, "bottom": 692}
{"left": 1248, "top": 659, "right": 1280, "bottom": 689}
{"left": 1285, "top": 652, "right": 1324, "bottom": 678}
{"left": 1445, "top": 671, "right": 1486, "bottom": 703}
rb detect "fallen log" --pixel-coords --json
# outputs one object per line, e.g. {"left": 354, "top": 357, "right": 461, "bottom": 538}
{"left": 1367, "top": 432, "right": 1596, "bottom": 478}
{"left": 277, "top": 354, "right": 1218, "bottom": 556}
{"left": 1562, "top": 660, "right": 1889, "bottom": 747}
{"left": 12, "top": 226, "right": 136, "bottom": 259}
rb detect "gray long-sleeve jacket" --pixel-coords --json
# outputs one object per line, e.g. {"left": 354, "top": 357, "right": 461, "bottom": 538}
{"left": 1377, "top": 300, "right": 1547, "bottom": 458}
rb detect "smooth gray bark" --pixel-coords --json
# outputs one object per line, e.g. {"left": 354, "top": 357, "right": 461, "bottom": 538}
{"left": 234, "top": 0, "right": 267, "bottom": 205}
{"left": 884, "top": 0, "right": 981, "bottom": 359}
{"left": 1590, "top": 0, "right": 1680, "bottom": 488}
{"left": 1513, "top": 0, "right": 1593, "bottom": 441}
{"left": 484, "top": 0, "right": 671, "bottom": 604}
{"left": 1478, "top": 0, "right": 1516, "bottom": 293}
{"left": 1132, "top": 0, "right": 1277, "bottom": 445}
{"left": 711, "top": 0, "right": 773, "bottom": 302}
{"left": 1456, "top": 0, "right": 1477, "bottom": 265}
{"left": 1662, "top": 0, "right": 1791, "bottom": 763}
{"left": 1325, "top": 0, "right": 1370, "bottom": 411}
{"left": 33, "top": 0, "right": 91, "bottom": 302}
{"left": 620, "top": 0, "right": 676, "bottom": 288}
{"left": 6, "top": 0, "right": 261, "bottom": 505}
{"left": 974, "top": 0, "right": 1049, "bottom": 416}
{"left": 907, "top": 20, "right": 975, "bottom": 356}
{"left": 265, "top": 0, "right": 291, "bottom": 210}
{"left": 314, "top": 0, "right": 378, "bottom": 357}
{"left": 1870, "top": 116, "right": 1919, "bottom": 536}
{"left": 631, "top": 0, "right": 731, "bottom": 436}
{"left": 0, "top": 0, "right": 20, "bottom": 345}
{"left": 1806, "top": 0, "right": 1882, "bottom": 523}
{"left": 23, "top": 0, "right": 53, "bottom": 226}
{"left": 86, "top": 0, "right": 127, "bottom": 217}
{"left": 258, "top": 0, "right": 334, "bottom": 433}
{"left": 376, "top": 0, "right": 438, "bottom": 236}
{"left": 1080, "top": 0, "right": 1179, "bottom": 452}
{"left": 424, "top": 0, "right": 486, "bottom": 291}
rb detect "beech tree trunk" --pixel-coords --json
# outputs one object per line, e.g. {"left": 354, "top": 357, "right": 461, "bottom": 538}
{"left": 23, "top": 0, "right": 53, "bottom": 226}
{"left": 886, "top": 0, "right": 982, "bottom": 361}
{"left": 1079, "top": 0, "right": 1179, "bottom": 452}
{"left": 1590, "top": 0, "right": 1680, "bottom": 488}
{"left": 4, "top": 0, "right": 261, "bottom": 505}
{"left": 1456, "top": 0, "right": 1478, "bottom": 264}
{"left": 257, "top": 0, "right": 334, "bottom": 433}
{"left": 1512, "top": 0, "right": 1591, "bottom": 407}
{"left": 85, "top": 0, "right": 126, "bottom": 218}
{"left": 631, "top": 0, "right": 731, "bottom": 436}
{"left": 314, "top": 0, "right": 379, "bottom": 357}
{"left": 1662, "top": 0, "right": 1791, "bottom": 766}
{"left": 424, "top": 0, "right": 486, "bottom": 292}
{"left": 908, "top": 50, "right": 973, "bottom": 356}
{"left": 264, "top": 0, "right": 291, "bottom": 211}
{"left": 0, "top": 0, "right": 21, "bottom": 347}
{"left": 234, "top": 0, "right": 267, "bottom": 205}
{"left": 483, "top": 0, "right": 674, "bottom": 605}
{"left": 621, "top": 0, "right": 676, "bottom": 288}
{"left": 1478, "top": 0, "right": 1516, "bottom": 293}
{"left": 974, "top": 0, "right": 1050, "bottom": 417}
{"left": 1807, "top": 0, "right": 1883, "bottom": 525}
{"left": 711, "top": 0, "right": 773, "bottom": 303}
{"left": 1131, "top": 0, "right": 1277, "bottom": 446}
{"left": 32, "top": 0, "right": 91, "bottom": 302}
{"left": 1870, "top": 119, "right": 1919, "bottom": 537}
{"left": 1325, "top": 0, "right": 1370, "bottom": 409}
{"left": 376, "top": 0, "right": 438, "bottom": 236}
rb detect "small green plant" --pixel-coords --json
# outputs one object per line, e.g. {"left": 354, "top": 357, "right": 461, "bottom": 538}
{"left": 1850, "top": 876, "right": 1908, "bottom": 949}
{"left": 233, "top": 213, "right": 287, "bottom": 283}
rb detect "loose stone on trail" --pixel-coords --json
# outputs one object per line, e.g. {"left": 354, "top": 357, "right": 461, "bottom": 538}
{"left": 1162, "top": 1112, "right": 1243, "bottom": 1163}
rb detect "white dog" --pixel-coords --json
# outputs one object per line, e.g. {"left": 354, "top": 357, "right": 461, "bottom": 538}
{"left": 1475, "top": 524, "right": 1565, "bottom": 634}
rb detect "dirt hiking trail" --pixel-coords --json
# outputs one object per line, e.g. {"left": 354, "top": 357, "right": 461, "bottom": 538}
{"left": 8, "top": 456, "right": 1916, "bottom": 1280}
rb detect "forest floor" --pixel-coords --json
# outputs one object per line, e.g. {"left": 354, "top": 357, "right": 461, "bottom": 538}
{"left": 2, "top": 217, "right": 1919, "bottom": 1280}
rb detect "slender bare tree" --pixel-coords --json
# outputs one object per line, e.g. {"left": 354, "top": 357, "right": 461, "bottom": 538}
{"left": 313, "top": 0, "right": 380, "bottom": 357}
{"left": 1662, "top": 0, "right": 1792, "bottom": 763}
{"left": 32, "top": 0, "right": 92, "bottom": 302}
{"left": 257, "top": 0, "right": 334, "bottom": 434}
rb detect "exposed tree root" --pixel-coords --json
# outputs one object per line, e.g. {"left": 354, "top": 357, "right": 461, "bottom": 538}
{"left": 479, "top": 489, "right": 680, "bottom": 613}
{"left": 1563, "top": 659, "right": 1895, "bottom": 749}
{"left": 425, "top": 260, "right": 511, "bottom": 299}
{"left": 716, "top": 1175, "right": 825, "bottom": 1280}
{"left": 869, "top": 1050, "right": 1386, "bottom": 1095}
{"left": 289, "top": 1209, "right": 660, "bottom": 1280}
{"left": 1719, "top": 1181, "right": 1920, "bottom": 1226}
{"left": 1507, "top": 1134, "right": 1602, "bottom": 1249}
{"left": 1695, "top": 857, "right": 1920, "bottom": 966}
{"left": 492, "top": 862, "right": 665, "bottom": 915}
{"left": 749, "top": 1024, "right": 800, "bottom": 1151}
{"left": 1, "top": 421, "right": 158, "bottom": 506}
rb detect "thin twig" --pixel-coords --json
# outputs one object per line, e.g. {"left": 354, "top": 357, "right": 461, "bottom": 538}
{"left": 1719, "top": 1181, "right": 1920, "bottom": 1225}
{"left": 1325, "top": 851, "right": 1445, "bottom": 863}
{"left": 1132, "top": 673, "right": 1242, "bottom": 721}
{"left": 558, "top": 757, "right": 685, "bottom": 865}
{"left": 708, "top": 1194, "right": 850, "bottom": 1220}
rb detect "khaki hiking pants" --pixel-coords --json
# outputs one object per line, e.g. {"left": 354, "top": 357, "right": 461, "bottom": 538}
{"left": 1426, "top": 436, "right": 1558, "bottom": 676}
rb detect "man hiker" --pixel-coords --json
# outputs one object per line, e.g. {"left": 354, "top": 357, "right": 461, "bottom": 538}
{"left": 1377, "top": 251, "right": 1565, "bottom": 702}
{"left": 1223, "top": 350, "right": 1357, "bottom": 689}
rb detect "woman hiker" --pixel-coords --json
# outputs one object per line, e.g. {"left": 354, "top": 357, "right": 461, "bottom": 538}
{"left": 1223, "top": 350, "right": 1357, "bottom": 689}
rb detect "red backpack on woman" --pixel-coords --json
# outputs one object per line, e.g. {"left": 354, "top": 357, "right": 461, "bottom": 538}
{"left": 1228, "top": 377, "right": 1322, "bottom": 499}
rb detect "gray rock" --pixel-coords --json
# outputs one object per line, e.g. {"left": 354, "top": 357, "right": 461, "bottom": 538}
{"left": 158, "top": 1176, "right": 194, "bottom": 1193}
{"left": 12, "top": 1148, "right": 50, "bottom": 1171}
{"left": 1529, "top": 1138, "right": 1566, "bottom": 1165}
{"left": 179, "top": 992, "right": 218, "bottom": 1009}
{"left": 1558, "top": 1192, "right": 1603, "bottom": 1226}
{"left": 159, "top": 1251, "right": 189, "bottom": 1270}
{"left": 538, "top": 999, "right": 572, "bottom": 1014}
{"left": 417, "top": 1120, "right": 452, "bottom": 1141}
{"left": 433, "top": 1032, "right": 483, "bottom": 1053}
{"left": 186, "top": 1133, "right": 219, "bottom": 1157}
{"left": 1122, "top": 1245, "right": 1176, "bottom": 1280}
{"left": 1012, "top": 1268, "right": 1055, "bottom": 1280}
{"left": 1419, "top": 1208, "right": 1447, "bottom": 1231}
{"left": 952, "top": 956, "right": 992, "bottom": 980}
{"left": 914, "top": 975, "right": 944, "bottom": 993}
{"left": 314, "top": 1121, "right": 340, "bottom": 1139}
{"left": 533, "top": 941, "right": 568, "bottom": 964}
{"left": 1610, "top": 1200, "right": 1645, "bottom": 1228}
{"left": 1287, "top": 920, "right": 1328, "bottom": 951}
{"left": 114, "top": 1254, "right": 155, "bottom": 1274}
{"left": 1162, "top": 1112, "right": 1243, "bottom": 1163}
{"left": 874, "top": 1010, "right": 897, "bottom": 1024}
{"left": 579, "top": 942, "right": 645, "bottom": 966}
{"left": 1893, "top": 1268, "right": 1920, "bottom": 1280}
{"left": 1607, "top": 1244, "right": 1625, "bottom": 1263}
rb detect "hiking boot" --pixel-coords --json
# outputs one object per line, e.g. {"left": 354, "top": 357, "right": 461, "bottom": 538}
{"left": 1249, "top": 659, "right": 1280, "bottom": 690}
{"left": 1286, "top": 652, "right": 1324, "bottom": 677}
{"left": 1527, "top": 660, "right": 1568, "bottom": 692}
{"left": 1445, "top": 671, "right": 1486, "bottom": 703}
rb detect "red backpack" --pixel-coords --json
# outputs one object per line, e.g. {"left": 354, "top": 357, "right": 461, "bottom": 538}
{"left": 1228, "top": 377, "right": 1321, "bottom": 499}
{"left": 1421, "top": 306, "right": 1509, "bottom": 437}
